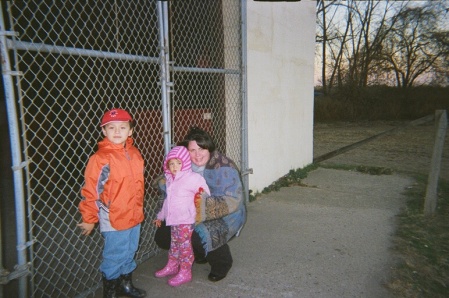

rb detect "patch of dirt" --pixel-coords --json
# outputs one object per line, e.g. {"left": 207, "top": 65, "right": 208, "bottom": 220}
{"left": 313, "top": 121, "right": 449, "bottom": 181}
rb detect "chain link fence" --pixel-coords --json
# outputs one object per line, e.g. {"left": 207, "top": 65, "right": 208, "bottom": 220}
{"left": 1, "top": 1, "right": 243, "bottom": 297}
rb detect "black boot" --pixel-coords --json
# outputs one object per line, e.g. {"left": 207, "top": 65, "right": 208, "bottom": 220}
{"left": 102, "top": 275, "right": 119, "bottom": 298}
{"left": 117, "top": 273, "right": 147, "bottom": 298}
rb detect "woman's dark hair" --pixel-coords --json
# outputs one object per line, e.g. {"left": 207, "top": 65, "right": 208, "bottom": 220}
{"left": 178, "top": 126, "right": 216, "bottom": 152}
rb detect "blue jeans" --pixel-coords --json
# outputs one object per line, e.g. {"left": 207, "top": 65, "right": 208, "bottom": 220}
{"left": 100, "top": 224, "right": 140, "bottom": 280}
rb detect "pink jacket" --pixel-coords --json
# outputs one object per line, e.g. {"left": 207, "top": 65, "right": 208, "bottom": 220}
{"left": 157, "top": 146, "right": 210, "bottom": 226}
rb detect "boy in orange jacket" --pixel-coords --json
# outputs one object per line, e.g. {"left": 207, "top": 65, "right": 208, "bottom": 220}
{"left": 78, "top": 108, "right": 146, "bottom": 298}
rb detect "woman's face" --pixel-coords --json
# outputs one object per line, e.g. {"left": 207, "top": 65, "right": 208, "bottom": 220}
{"left": 187, "top": 140, "right": 211, "bottom": 167}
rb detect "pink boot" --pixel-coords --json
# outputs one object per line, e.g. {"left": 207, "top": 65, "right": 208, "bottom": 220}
{"left": 155, "top": 259, "right": 179, "bottom": 278}
{"left": 168, "top": 268, "right": 192, "bottom": 287}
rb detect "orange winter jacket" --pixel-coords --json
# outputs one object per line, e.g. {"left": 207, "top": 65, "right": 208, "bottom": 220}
{"left": 79, "top": 137, "right": 144, "bottom": 231}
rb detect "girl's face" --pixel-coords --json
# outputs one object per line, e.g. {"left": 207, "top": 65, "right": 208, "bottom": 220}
{"left": 167, "top": 158, "right": 182, "bottom": 175}
{"left": 187, "top": 140, "right": 210, "bottom": 167}
{"left": 102, "top": 122, "right": 132, "bottom": 145}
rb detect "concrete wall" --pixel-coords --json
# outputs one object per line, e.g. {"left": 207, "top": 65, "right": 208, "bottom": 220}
{"left": 247, "top": 0, "right": 316, "bottom": 192}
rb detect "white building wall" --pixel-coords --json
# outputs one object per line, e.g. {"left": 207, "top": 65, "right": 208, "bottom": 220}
{"left": 247, "top": 0, "right": 316, "bottom": 192}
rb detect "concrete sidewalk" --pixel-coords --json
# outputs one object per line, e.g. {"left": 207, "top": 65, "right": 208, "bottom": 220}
{"left": 130, "top": 168, "right": 413, "bottom": 298}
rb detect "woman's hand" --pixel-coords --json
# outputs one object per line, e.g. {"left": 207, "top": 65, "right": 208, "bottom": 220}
{"left": 194, "top": 187, "right": 205, "bottom": 207}
{"left": 77, "top": 222, "right": 95, "bottom": 236}
{"left": 153, "top": 219, "right": 162, "bottom": 227}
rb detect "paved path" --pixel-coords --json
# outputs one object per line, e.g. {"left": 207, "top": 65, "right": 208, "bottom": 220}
{"left": 128, "top": 168, "right": 413, "bottom": 298}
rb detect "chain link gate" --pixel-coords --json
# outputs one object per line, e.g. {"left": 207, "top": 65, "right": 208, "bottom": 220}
{"left": 0, "top": 1, "right": 244, "bottom": 297}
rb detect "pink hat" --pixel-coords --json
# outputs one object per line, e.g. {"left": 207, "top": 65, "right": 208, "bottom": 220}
{"left": 100, "top": 108, "right": 132, "bottom": 127}
{"left": 164, "top": 146, "right": 191, "bottom": 175}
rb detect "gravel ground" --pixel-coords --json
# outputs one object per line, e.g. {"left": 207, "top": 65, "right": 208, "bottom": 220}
{"left": 129, "top": 167, "right": 412, "bottom": 298}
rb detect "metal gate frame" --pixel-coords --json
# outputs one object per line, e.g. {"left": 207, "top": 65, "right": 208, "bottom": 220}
{"left": 0, "top": 1, "right": 248, "bottom": 297}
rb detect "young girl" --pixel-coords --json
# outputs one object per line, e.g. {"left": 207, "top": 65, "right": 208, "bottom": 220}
{"left": 153, "top": 146, "right": 210, "bottom": 287}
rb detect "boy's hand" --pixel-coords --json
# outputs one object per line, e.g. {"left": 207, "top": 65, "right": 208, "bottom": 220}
{"left": 153, "top": 219, "right": 162, "bottom": 227}
{"left": 77, "top": 222, "right": 95, "bottom": 236}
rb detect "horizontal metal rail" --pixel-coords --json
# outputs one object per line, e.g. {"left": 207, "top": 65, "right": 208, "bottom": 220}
{"left": 7, "top": 39, "right": 159, "bottom": 63}
{"left": 172, "top": 65, "right": 240, "bottom": 74}
{"left": 7, "top": 40, "right": 241, "bottom": 74}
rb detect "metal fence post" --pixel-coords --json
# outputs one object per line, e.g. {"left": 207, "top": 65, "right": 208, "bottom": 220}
{"left": 0, "top": 6, "right": 29, "bottom": 297}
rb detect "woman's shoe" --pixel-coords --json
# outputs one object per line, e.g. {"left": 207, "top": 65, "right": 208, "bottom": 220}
{"left": 208, "top": 272, "right": 226, "bottom": 282}
{"left": 168, "top": 269, "right": 192, "bottom": 287}
{"left": 155, "top": 260, "right": 179, "bottom": 278}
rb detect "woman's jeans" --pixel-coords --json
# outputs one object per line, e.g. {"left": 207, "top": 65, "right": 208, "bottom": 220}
{"left": 100, "top": 224, "right": 141, "bottom": 280}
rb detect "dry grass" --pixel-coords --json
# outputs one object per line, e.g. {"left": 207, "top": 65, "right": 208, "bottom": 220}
{"left": 387, "top": 175, "right": 449, "bottom": 298}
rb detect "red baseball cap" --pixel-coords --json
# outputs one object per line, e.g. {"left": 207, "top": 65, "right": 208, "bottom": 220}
{"left": 100, "top": 108, "right": 133, "bottom": 127}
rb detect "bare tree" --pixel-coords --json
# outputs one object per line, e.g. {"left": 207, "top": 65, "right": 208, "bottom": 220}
{"left": 381, "top": 3, "right": 449, "bottom": 88}
{"left": 344, "top": 1, "right": 410, "bottom": 88}
{"left": 316, "top": 0, "right": 340, "bottom": 94}
{"left": 326, "top": 3, "right": 351, "bottom": 93}
{"left": 316, "top": 1, "right": 409, "bottom": 91}
{"left": 316, "top": 0, "right": 326, "bottom": 92}
{"left": 432, "top": 29, "right": 449, "bottom": 85}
